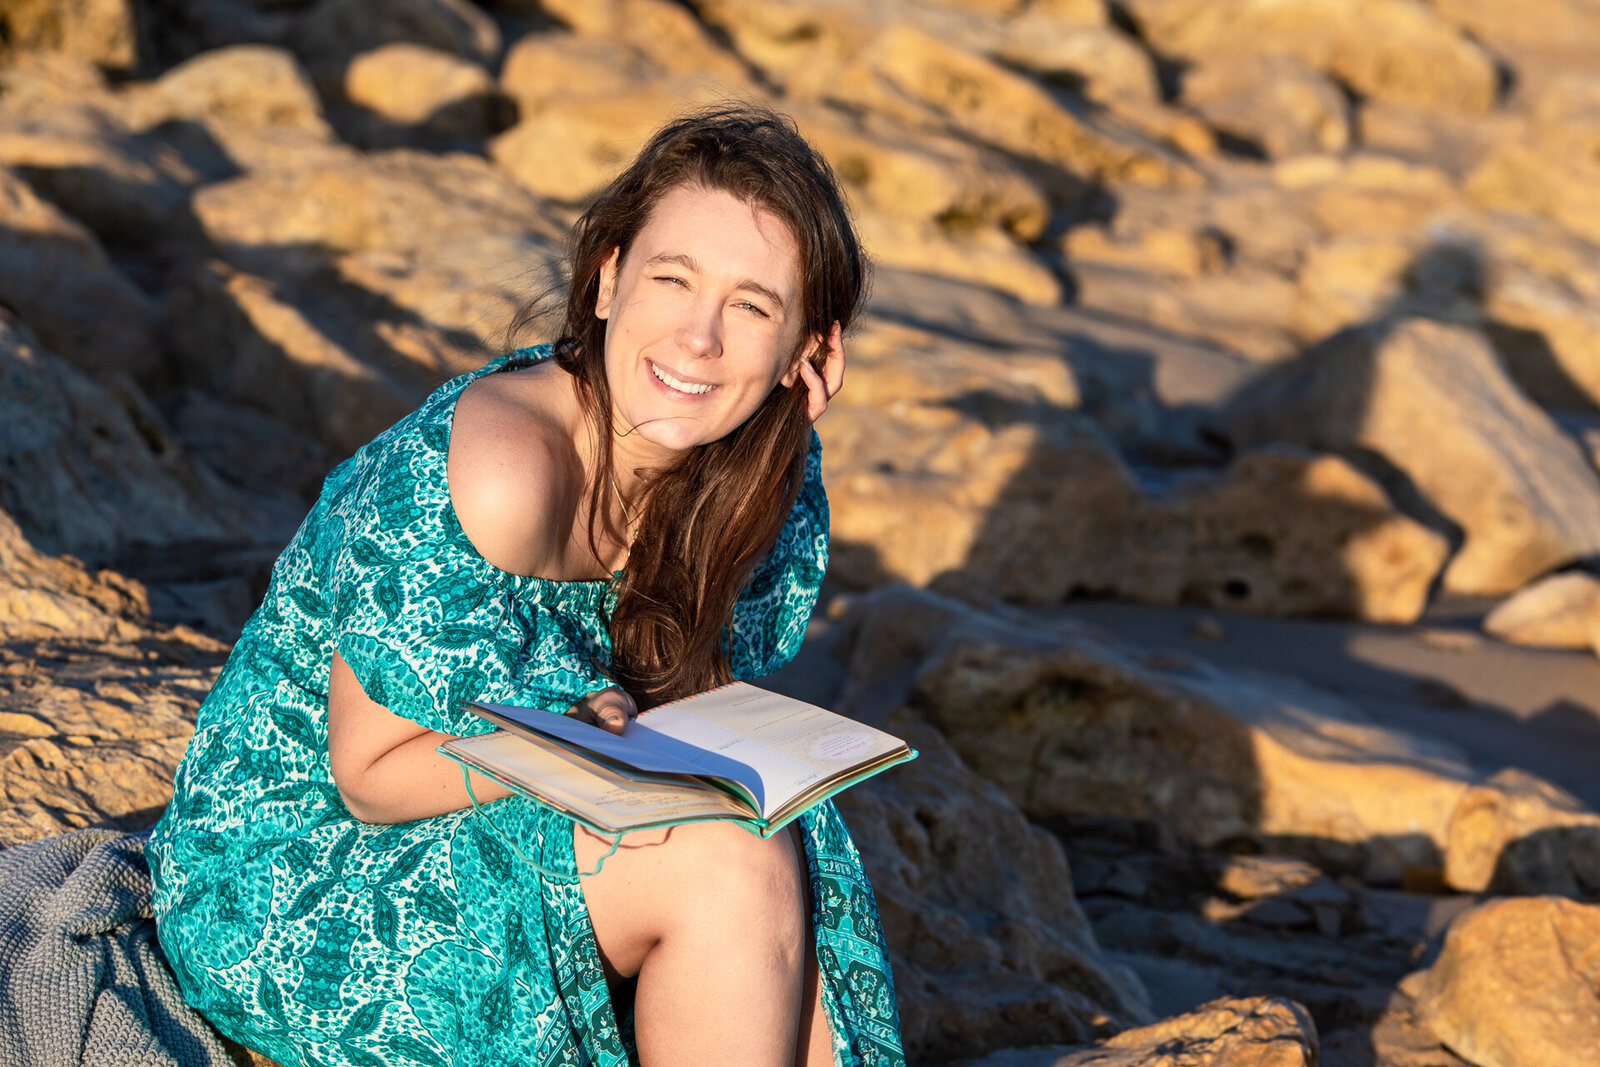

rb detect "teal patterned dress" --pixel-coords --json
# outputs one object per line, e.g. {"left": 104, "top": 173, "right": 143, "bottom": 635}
{"left": 148, "top": 348, "right": 905, "bottom": 1067}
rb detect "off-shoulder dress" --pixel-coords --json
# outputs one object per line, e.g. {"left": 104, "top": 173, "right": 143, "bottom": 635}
{"left": 148, "top": 348, "right": 905, "bottom": 1067}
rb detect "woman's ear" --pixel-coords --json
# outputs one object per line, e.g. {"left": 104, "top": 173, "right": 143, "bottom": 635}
{"left": 594, "top": 247, "right": 621, "bottom": 320}
{"left": 780, "top": 333, "right": 822, "bottom": 388}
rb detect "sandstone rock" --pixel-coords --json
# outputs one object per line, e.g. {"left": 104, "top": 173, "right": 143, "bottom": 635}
{"left": 161, "top": 262, "right": 416, "bottom": 456}
{"left": 1050, "top": 995, "right": 1319, "bottom": 1065}
{"left": 1443, "top": 768, "right": 1600, "bottom": 896}
{"left": 1183, "top": 53, "right": 1351, "bottom": 159}
{"left": 1467, "top": 139, "right": 1600, "bottom": 248}
{"left": 0, "top": 631, "right": 227, "bottom": 850}
{"left": 117, "top": 44, "right": 349, "bottom": 178}
{"left": 838, "top": 586, "right": 1477, "bottom": 883}
{"left": 855, "top": 210, "right": 1063, "bottom": 305}
{"left": 1431, "top": 0, "right": 1600, "bottom": 52}
{"left": 1226, "top": 317, "right": 1600, "bottom": 595}
{"left": 498, "top": 33, "right": 652, "bottom": 114}
{"left": 1528, "top": 72, "right": 1600, "bottom": 164}
{"left": 694, "top": 4, "right": 1196, "bottom": 191}
{"left": 187, "top": 150, "right": 566, "bottom": 423}
{"left": 120, "top": 44, "right": 333, "bottom": 139}
{"left": 490, "top": 79, "right": 731, "bottom": 203}
{"left": 1483, "top": 571, "right": 1600, "bottom": 649}
{"left": 345, "top": 43, "right": 507, "bottom": 140}
{"left": 0, "top": 96, "right": 189, "bottom": 243}
{"left": 1483, "top": 261, "right": 1600, "bottom": 413}
{"left": 840, "top": 714, "right": 1153, "bottom": 1061}
{"left": 0, "top": 311, "right": 246, "bottom": 563}
{"left": 1416, "top": 897, "right": 1600, "bottom": 1067}
{"left": 1068, "top": 262, "right": 1301, "bottom": 360}
{"left": 828, "top": 313, "right": 1446, "bottom": 616}
{"left": 0, "top": 0, "right": 140, "bottom": 72}
{"left": 857, "top": 25, "right": 1199, "bottom": 189}
{"left": 1064, "top": 222, "right": 1228, "bottom": 280}
{"left": 542, "top": 0, "right": 751, "bottom": 85}
{"left": 0, "top": 509, "right": 148, "bottom": 644}
{"left": 1122, "top": 0, "right": 1499, "bottom": 114}
{"left": 0, "top": 164, "right": 161, "bottom": 381}
{"left": 796, "top": 104, "right": 1050, "bottom": 241}
{"left": 289, "top": 0, "right": 501, "bottom": 82}
{"left": 1291, "top": 238, "right": 1414, "bottom": 340}
{"left": 993, "top": 24, "right": 1160, "bottom": 105}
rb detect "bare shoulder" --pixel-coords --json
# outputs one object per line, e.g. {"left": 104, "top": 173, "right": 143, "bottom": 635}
{"left": 447, "top": 363, "right": 583, "bottom": 576}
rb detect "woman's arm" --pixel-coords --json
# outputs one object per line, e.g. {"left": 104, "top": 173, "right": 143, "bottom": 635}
{"left": 327, "top": 653, "right": 638, "bottom": 825}
{"left": 326, "top": 649, "right": 508, "bottom": 824}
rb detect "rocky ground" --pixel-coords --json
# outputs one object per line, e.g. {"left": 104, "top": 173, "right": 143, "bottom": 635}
{"left": 4, "top": 0, "right": 1600, "bottom": 1064}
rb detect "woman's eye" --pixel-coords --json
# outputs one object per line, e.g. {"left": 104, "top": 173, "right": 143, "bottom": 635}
{"left": 735, "top": 301, "right": 771, "bottom": 318}
{"left": 655, "top": 275, "right": 689, "bottom": 288}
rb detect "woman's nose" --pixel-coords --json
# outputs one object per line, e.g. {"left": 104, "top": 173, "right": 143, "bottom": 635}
{"left": 676, "top": 299, "right": 722, "bottom": 358}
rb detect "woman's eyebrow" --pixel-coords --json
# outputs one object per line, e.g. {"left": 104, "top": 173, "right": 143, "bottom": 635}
{"left": 644, "top": 252, "right": 787, "bottom": 312}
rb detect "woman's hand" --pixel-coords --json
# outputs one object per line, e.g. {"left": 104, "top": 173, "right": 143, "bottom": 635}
{"left": 799, "top": 321, "right": 845, "bottom": 423}
{"left": 567, "top": 686, "right": 638, "bottom": 735}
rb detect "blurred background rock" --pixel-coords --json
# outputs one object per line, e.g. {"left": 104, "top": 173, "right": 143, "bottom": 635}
{"left": 4, "top": 1, "right": 1600, "bottom": 1064}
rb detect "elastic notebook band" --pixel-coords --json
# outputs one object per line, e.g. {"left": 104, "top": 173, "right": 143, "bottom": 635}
{"left": 460, "top": 763, "right": 620, "bottom": 881}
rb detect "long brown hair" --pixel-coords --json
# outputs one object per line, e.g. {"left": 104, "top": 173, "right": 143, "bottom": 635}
{"left": 546, "top": 105, "right": 867, "bottom": 707}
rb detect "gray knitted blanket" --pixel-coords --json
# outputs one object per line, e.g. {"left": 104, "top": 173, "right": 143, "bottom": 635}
{"left": 0, "top": 829, "right": 234, "bottom": 1067}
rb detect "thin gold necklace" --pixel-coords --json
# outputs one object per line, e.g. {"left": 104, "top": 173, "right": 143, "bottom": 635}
{"left": 606, "top": 465, "right": 634, "bottom": 565}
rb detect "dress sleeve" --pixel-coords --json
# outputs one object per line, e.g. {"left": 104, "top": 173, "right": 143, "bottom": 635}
{"left": 726, "top": 429, "right": 830, "bottom": 680}
{"left": 327, "top": 435, "right": 615, "bottom": 738}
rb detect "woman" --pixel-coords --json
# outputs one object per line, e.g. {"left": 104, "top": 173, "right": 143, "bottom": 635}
{"left": 149, "top": 106, "right": 904, "bottom": 1067}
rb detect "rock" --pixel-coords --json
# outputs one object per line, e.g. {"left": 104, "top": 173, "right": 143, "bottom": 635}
{"left": 827, "top": 332, "right": 1449, "bottom": 620}
{"left": 1182, "top": 53, "right": 1351, "bottom": 159}
{"left": 498, "top": 32, "right": 651, "bottom": 114}
{"left": 491, "top": 79, "right": 731, "bottom": 203}
{"left": 0, "top": 311, "right": 247, "bottom": 564}
{"left": 841, "top": 714, "right": 1153, "bottom": 1061}
{"left": 1483, "top": 571, "right": 1600, "bottom": 649}
{"left": 1431, "top": 0, "right": 1600, "bottom": 52}
{"left": 119, "top": 43, "right": 333, "bottom": 140}
{"left": 1528, "top": 72, "right": 1600, "bottom": 165}
{"left": 1442, "top": 768, "right": 1600, "bottom": 896}
{"left": 1122, "top": 0, "right": 1500, "bottom": 114}
{"left": 0, "top": 0, "right": 141, "bottom": 73}
{"left": 160, "top": 261, "right": 416, "bottom": 457}
{"left": 1053, "top": 995, "right": 1319, "bottom": 1065}
{"left": 855, "top": 211, "right": 1064, "bottom": 305}
{"left": 1290, "top": 237, "right": 1414, "bottom": 340}
{"left": 1416, "top": 897, "right": 1600, "bottom": 1067}
{"left": 289, "top": 0, "right": 501, "bottom": 83}
{"left": 0, "top": 164, "right": 161, "bottom": 381}
{"left": 796, "top": 104, "right": 1050, "bottom": 242}
{"left": 1225, "top": 317, "right": 1600, "bottom": 596}
{"left": 1069, "top": 261, "right": 1302, "bottom": 361}
{"left": 186, "top": 150, "right": 567, "bottom": 441}
{"left": 1467, "top": 140, "right": 1600, "bottom": 248}
{"left": 838, "top": 586, "right": 1477, "bottom": 883}
{"left": 344, "top": 43, "right": 508, "bottom": 141}
{"left": 694, "top": 4, "right": 1197, "bottom": 191}
{"left": 0, "top": 508, "right": 148, "bottom": 644}
{"left": 542, "top": 0, "right": 751, "bottom": 85}
{"left": 0, "top": 96, "right": 190, "bottom": 244}
{"left": 857, "top": 24, "right": 1199, "bottom": 189}
{"left": 993, "top": 24, "right": 1161, "bottom": 106}
{"left": 1483, "top": 260, "right": 1600, "bottom": 413}
{"left": 0, "top": 628, "right": 228, "bottom": 849}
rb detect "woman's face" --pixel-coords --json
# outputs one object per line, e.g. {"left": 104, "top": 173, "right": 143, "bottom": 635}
{"left": 595, "top": 183, "right": 808, "bottom": 463}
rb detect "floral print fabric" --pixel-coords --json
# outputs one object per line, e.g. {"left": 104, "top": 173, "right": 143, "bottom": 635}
{"left": 148, "top": 349, "right": 905, "bottom": 1066}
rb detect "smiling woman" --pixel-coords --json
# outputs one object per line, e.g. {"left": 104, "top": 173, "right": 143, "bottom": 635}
{"left": 146, "top": 107, "right": 900, "bottom": 1067}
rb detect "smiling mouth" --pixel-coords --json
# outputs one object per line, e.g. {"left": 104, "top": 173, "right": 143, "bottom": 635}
{"left": 650, "top": 361, "right": 716, "bottom": 396}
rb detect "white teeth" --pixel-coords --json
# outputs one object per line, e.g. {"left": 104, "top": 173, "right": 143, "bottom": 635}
{"left": 651, "top": 363, "right": 714, "bottom": 395}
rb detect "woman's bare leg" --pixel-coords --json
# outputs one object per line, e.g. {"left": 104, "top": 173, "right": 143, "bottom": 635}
{"left": 576, "top": 820, "right": 831, "bottom": 1066}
